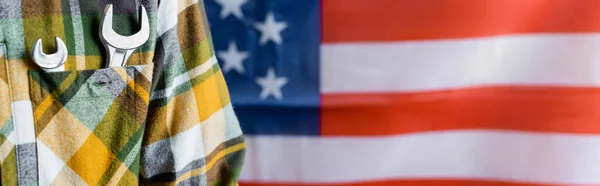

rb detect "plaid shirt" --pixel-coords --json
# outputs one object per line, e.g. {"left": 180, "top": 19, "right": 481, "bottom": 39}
{"left": 0, "top": 0, "right": 245, "bottom": 185}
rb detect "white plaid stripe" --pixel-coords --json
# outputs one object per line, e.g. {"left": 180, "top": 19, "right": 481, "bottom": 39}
{"left": 68, "top": 0, "right": 86, "bottom": 70}
{"left": 151, "top": 55, "right": 218, "bottom": 100}
{"left": 37, "top": 141, "right": 65, "bottom": 186}
{"left": 12, "top": 100, "right": 35, "bottom": 145}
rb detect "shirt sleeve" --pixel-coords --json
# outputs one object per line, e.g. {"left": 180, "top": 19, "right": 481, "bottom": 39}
{"left": 139, "top": 0, "right": 246, "bottom": 185}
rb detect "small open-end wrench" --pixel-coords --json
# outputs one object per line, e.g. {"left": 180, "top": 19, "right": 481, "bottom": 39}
{"left": 99, "top": 4, "right": 150, "bottom": 68}
{"left": 31, "top": 37, "right": 68, "bottom": 72}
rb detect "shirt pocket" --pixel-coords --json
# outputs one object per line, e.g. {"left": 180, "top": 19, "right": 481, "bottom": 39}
{"left": 27, "top": 64, "right": 154, "bottom": 185}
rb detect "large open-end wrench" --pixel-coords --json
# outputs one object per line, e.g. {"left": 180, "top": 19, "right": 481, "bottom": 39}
{"left": 31, "top": 37, "right": 68, "bottom": 72}
{"left": 99, "top": 4, "right": 150, "bottom": 68}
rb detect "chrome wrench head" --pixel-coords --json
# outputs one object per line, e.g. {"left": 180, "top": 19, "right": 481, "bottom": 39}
{"left": 99, "top": 4, "right": 150, "bottom": 68}
{"left": 31, "top": 37, "right": 68, "bottom": 72}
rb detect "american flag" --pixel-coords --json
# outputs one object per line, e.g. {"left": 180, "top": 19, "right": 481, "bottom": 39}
{"left": 204, "top": 0, "right": 600, "bottom": 185}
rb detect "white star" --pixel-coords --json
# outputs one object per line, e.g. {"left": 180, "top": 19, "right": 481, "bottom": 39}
{"left": 215, "top": 0, "right": 247, "bottom": 19}
{"left": 217, "top": 41, "right": 249, "bottom": 74}
{"left": 255, "top": 67, "right": 288, "bottom": 101}
{"left": 254, "top": 12, "right": 287, "bottom": 45}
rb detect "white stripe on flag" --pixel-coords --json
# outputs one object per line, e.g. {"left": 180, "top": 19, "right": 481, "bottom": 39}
{"left": 239, "top": 131, "right": 600, "bottom": 184}
{"left": 321, "top": 34, "right": 600, "bottom": 93}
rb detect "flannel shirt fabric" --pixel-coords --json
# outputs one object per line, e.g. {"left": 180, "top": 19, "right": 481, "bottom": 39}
{"left": 0, "top": 0, "right": 246, "bottom": 185}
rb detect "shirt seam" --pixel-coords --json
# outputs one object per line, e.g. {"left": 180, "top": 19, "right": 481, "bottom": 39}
{"left": 2, "top": 43, "right": 22, "bottom": 186}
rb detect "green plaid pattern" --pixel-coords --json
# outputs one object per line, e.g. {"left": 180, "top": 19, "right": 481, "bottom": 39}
{"left": 0, "top": 0, "right": 246, "bottom": 185}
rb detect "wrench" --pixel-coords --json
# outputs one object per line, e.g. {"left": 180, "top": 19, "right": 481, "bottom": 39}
{"left": 99, "top": 4, "right": 150, "bottom": 68}
{"left": 31, "top": 37, "right": 68, "bottom": 72}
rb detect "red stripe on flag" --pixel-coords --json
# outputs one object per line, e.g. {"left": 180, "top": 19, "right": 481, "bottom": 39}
{"left": 240, "top": 180, "right": 572, "bottom": 186}
{"left": 322, "top": 0, "right": 600, "bottom": 43}
{"left": 321, "top": 86, "right": 600, "bottom": 136}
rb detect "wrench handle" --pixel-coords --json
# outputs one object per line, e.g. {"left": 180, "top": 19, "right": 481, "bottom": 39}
{"left": 106, "top": 46, "right": 135, "bottom": 68}
{"left": 110, "top": 49, "right": 127, "bottom": 67}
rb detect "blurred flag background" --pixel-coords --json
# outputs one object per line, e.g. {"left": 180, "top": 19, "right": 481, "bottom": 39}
{"left": 204, "top": 0, "right": 600, "bottom": 185}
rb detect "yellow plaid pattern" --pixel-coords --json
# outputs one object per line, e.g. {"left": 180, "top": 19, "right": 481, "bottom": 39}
{"left": 0, "top": 0, "right": 246, "bottom": 185}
